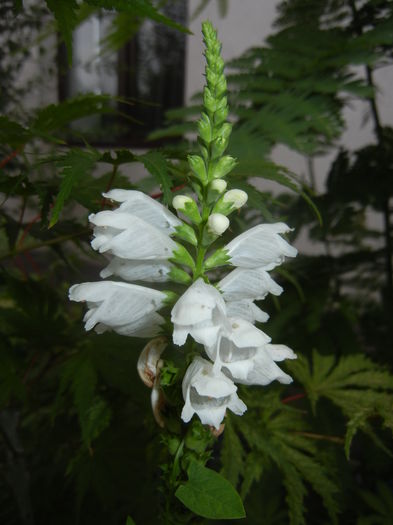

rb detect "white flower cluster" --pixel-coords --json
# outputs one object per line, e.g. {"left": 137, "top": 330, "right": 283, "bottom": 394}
{"left": 69, "top": 188, "right": 297, "bottom": 431}
{"left": 171, "top": 225, "right": 297, "bottom": 430}
{"left": 69, "top": 190, "right": 182, "bottom": 337}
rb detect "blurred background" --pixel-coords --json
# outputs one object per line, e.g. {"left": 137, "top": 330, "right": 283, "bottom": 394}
{"left": 1, "top": 1, "right": 393, "bottom": 524}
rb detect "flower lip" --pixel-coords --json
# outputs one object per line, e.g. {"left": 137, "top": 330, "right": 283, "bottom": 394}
{"left": 225, "top": 222, "right": 297, "bottom": 270}
{"left": 181, "top": 356, "right": 247, "bottom": 429}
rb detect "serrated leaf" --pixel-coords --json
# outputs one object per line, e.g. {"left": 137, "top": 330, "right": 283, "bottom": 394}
{"left": 50, "top": 149, "right": 100, "bottom": 227}
{"left": 32, "top": 95, "right": 116, "bottom": 135}
{"left": 46, "top": 0, "right": 79, "bottom": 64}
{"left": 175, "top": 462, "right": 246, "bottom": 520}
{"left": 139, "top": 151, "right": 172, "bottom": 205}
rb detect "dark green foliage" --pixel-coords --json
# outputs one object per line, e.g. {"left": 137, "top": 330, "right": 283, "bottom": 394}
{"left": 1, "top": 1, "right": 393, "bottom": 524}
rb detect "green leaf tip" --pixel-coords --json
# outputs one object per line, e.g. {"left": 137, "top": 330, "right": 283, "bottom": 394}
{"left": 175, "top": 462, "right": 246, "bottom": 519}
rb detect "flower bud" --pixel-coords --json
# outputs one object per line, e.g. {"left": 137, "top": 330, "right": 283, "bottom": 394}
{"left": 209, "top": 155, "right": 237, "bottom": 180}
{"left": 188, "top": 154, "right": 208, "bottom": 184}
{"left": 211, "top": 136, "right": 228, "bottom": 160}
{"left": 214, "top": 189, "right": 248, "bottom": 215}
{"left": 208, "top": 213, "right": 230, "bottom": 235}
{"left": 172, "top": 195, "right": 202, "bottom": 224}
{"left": 203, "top": 87, "right": 217, "bottom": 113}
{"left": 207, "top": 179, "right": 227, "bottom": 205}
{"left": 210, "top": 179, "right": 227, "bottom": 193}
{"left": 214, "top": 105, "right": 229, "bottom": 125}
{"left": 197, "top": 112, "right": 212, "bottom": 144}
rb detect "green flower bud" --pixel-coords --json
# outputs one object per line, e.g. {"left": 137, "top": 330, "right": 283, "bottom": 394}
{"left": 214, "top": 122, "right": 232, "bottom": 141}
{"left": 209, "top": 155, "right": 237, "bottom": 180}
{"left": 215, "top": 76, "right": 227, "bottom": 98}
{"left": 197, "top": 112, "right": 212, "bottom": 144}
{"left": 213, "top": 189, "right": 248, "bottom": 215}
{"left": 188, "top": 154, "right": 208, "bottom": 184}
{"left": 172, "top": 195, "right": 202, "bottom": 224}
{"left": 214, "top": 105, "right": 229, "bottom": 126}
{"left": 211, "top": 136, "right": 228, "bottom": 160}
{"left": 203, "top": 87, "right": 216, "bottom": 113}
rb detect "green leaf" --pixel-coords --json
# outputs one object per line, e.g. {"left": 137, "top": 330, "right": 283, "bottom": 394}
{"left": 50, "top": 148, "right": 100, "bottom": 227}
{"left": 32, "top": 95, "right": 117, "bottom": 135}
{"left": 139, "top": 151, "right": 172, "bottom": 205}
{"left": 46, "top": 0, "right": 79, "bottom": 64}
{"left": 126, "top": 517, "right": 136, "bottom": 525}
{"left": 0, "top": 117, "right": 30, "bottom": 148}
{"left": 85, "top": 0, "right": 191, "bottom": 34}
{"left": 175, "top": 462, "right": 246, "bottom": 520}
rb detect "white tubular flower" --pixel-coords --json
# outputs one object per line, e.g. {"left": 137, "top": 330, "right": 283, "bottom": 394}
{"left": 171, "top": 278, "right": 229, "bottom": 347}
{"left": 206, "top": 321, "right": 296, "bottom": 386}
{"left": 181, "top": 356, "right": 247, "bottom": 430}
{"left": 100, "top": 258, "right": 173, "bottom": 283}
{"left": 226, "top": 299, "right": 269, "bottom": 323}
{"left": 218, "top": 267, "right": 283, "bottom": 302}
{"left": 208, "top": 213, "right": 230, "bottom": 235}
{"left": 69, "top": 281, "right": 166, "bottom": 337}
{"left": 103, "top": 189, "right": 181, "bottom": 233}
{"left": 89, "top": 212, "right": 178, "bottom": 260}
{"left": 225, "top": 223, "right": 297, "bottom": 270}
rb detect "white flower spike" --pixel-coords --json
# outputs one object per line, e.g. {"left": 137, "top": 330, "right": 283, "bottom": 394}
{"left": 181, "top": 356, "right": 247, "bottom": 430}
{"left": 69, "top": 281, "right": 166, "bottom": 337}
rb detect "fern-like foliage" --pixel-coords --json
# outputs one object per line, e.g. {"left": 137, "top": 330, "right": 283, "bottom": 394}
{"left": 221, "top": 389, "right": 339, "bottom": 525}
{"left": 288, "top": 350, "right": 393, "bottom": 458}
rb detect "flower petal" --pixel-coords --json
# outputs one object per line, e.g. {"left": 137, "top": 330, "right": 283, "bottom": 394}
{"left": 265, "top": 343, "right": 297, "bottom": 362}
{"left": 225, "top": 223, "right": 297, "bottom": 270}
{"left": 91, "top": 215, "right": 177, "bottom": 260}
{"left": 226, "top": 300, "right": 269, "bottom": 323}
{"left": 103, "top": 189, "right": 181, "bottom": 232}
{"left": 100, "top": 258, "right": 172, "bottom": 282}
{"left": 218, "top": 267, "right": 283, "bottom": 301}
{"left": 69, "top": 281, "right": 166, "bottom": 335}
